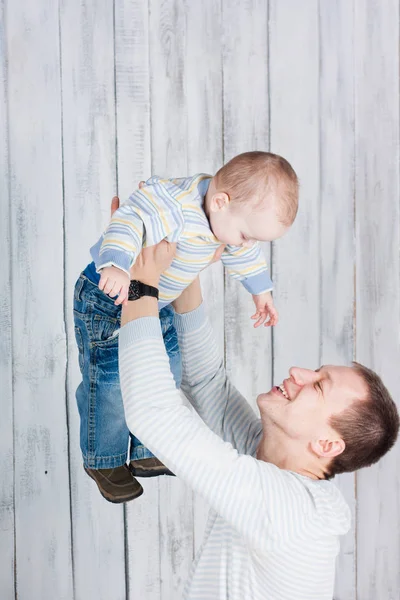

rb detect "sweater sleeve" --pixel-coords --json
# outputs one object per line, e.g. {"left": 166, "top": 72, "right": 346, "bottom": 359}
{"left": 220, "top": 242, "right": 273, "bottom": 294}
{"left": 96, "top": 179, "right": 184, "bottom": 275}
{"left": 119, "top": 314, "right": 350, "bottom": 552}
{"left": 173, "top": 303, "right": 262, "bottom": 455}
{"left": 97, "top": 204, "right": 145, "bottom": 275}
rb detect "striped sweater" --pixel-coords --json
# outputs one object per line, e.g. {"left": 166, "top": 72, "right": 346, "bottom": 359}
{"left": 90, "top": 174, "right": 273, "bottom": 307}
{"left": 119, "top": 303, "right": 351, "bottom": 600}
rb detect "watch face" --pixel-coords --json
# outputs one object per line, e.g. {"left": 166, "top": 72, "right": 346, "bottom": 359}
{"left": 128, "top": 280, "right": 141, "bottom": 300}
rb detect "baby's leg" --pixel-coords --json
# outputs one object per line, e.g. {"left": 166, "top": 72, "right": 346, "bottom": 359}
{"left": 73, "top": 271, "right": 142, "bottom": 502}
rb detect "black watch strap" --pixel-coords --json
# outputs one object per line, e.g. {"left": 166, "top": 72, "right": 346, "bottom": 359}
{"left": 128, "top": 280, "right": 159, "bottom": 301}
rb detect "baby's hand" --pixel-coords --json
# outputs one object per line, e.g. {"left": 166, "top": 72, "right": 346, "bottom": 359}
{"left": 251, "top": 292, "right": 279, "bottom": 328}
{"left": 99, "top": 266, "right": 130, "bottom": 306}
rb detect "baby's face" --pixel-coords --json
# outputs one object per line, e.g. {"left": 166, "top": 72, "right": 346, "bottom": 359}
{"left": 210, "top": 199, "right": 288, "bottom": 247}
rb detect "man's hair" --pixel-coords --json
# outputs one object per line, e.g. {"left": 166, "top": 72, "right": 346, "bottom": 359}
{"left": 327, "top": 362, "right": 399, "bottom": 479}
{"left": 214, "top": 151, "right": 299, "bottom": 227}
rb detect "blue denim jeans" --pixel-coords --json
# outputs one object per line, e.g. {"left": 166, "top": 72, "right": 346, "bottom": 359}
{"left": 73, "top": 262, "right": 182, "bottom": 469}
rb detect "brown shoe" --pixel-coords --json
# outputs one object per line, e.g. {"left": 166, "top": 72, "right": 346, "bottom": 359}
{"left": 129, "top": 457, "right": 175, "bottom": 478}
{"left": 84, "top": 464, "right": 143, "bottom": 503}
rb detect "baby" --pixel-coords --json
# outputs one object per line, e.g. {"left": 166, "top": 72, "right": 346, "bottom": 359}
{"left": 94, "top": 151, "right": 299, "bottom": 326}
{"left": 73, "top": 151, "right": 298, "bottom": 504}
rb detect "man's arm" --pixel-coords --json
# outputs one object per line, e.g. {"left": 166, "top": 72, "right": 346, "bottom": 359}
{"left": 221, "top": 242, "right": 273, "bottom": 294}
{"left": 172, "top": 278, "right": 261, "bottom": 454}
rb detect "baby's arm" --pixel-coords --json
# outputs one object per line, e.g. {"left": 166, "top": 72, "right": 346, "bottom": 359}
{"left": 221, "top": 243, "right": 278, "bottom": 326}
{"left": 97, "top": 203, "right": 145, "bottom": 305}
{"left": 251, "top": 290, "right": 278, "bottom": 327}
{"left": 97, "top": 181, "right": 183, "bottom": 305}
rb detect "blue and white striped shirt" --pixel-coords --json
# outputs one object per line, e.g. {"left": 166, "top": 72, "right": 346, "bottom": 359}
{"left": 119, "top": 303, "right": 351, "bottom": 600}
{"left": 90, "top": 174, "right": 272, "bottom": 307}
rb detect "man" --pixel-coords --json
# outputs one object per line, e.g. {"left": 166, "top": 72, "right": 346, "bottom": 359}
{"left": 115, "top": 211, "right": 398, "bottom": 599}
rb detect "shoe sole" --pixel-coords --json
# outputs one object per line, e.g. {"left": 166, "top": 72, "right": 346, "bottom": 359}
{"left": 129, "top": 466, "right": 175, "bottom": 478}
{"left": 84, "top": 467, "right": 143, "bottom": 504}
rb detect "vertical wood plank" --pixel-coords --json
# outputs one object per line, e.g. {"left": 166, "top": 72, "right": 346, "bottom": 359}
{"left": 222, "top": 0, "right": 272, "bottom": 411}
{"left": 7, "top": 0, "right": 73, "bottom": 597}
{"left": 0, "top": 1, "right": 15, "bottom": 597}
{"left": 354, "top": 2, "right": 400, "bottom": 598}
{"left": 185, "top": 0, "right": 224, "bottom": 555}
{"left": 114, "top": 2, "right": 161, "bottom": 598}
{"left": 149, "top": 1, "right": 194, "bottom": 596}
{"left": 269, "top": 0, "right": 320, "bottom": 381}
{"left": 61, "top": 1, "right": 126, "bottom": 598}
{"left": 319, "top": 3, "right": 356, "bottom": 598}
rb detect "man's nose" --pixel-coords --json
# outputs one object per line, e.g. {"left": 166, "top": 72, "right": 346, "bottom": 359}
{"left": 289, "top": 366, "right": 317, "bottom": 386}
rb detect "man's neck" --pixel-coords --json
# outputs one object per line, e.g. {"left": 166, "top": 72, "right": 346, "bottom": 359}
{"left": 256, "top": 430, "right": 328, "bottom": 481}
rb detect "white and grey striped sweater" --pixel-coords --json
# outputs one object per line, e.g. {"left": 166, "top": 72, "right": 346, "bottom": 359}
{"left": 119, "top": 304, "right": 351, "bottom": 600}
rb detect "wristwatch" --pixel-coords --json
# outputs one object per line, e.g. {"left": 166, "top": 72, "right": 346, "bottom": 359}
{"left": 128, "top": 280, "right": 159, "bottom": 301}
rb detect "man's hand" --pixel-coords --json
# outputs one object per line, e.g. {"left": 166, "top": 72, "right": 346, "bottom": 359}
{"left": 251, "top": 291, "right": 279, "bottom": 328}
{"left": 99, "top": 265, "right": 130, "bottom": 305}
{"left": 129, "top": 241, "right": 176, "bottom": 287}
{"left": 111, "top": 195, "right": 120, "bottom": 217}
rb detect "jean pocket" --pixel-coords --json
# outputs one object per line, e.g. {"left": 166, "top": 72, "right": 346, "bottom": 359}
{"left": 92, "top": 314, "right": 119, "bottom": 345}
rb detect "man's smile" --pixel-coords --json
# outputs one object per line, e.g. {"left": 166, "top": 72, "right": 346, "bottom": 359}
{"left": 273, "top": 383, "right": 291, "bottom": 400}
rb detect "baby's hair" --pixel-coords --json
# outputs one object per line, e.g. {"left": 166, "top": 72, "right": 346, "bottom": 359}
{"left": 215, "top": 151, "right": 299, "bottom": 227}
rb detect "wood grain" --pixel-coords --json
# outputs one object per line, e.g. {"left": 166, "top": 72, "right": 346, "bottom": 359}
{"left": 185, "top": 0, "right": 224, "bottom": 556}
{"left": 149, "top": 1, "right": 194, "bottom": 597}
{"left": 0, "top": 1, "right": 15, "bottom": 597}
{"left": 3, "top": 2, "right": 400, "bottom": 598}
{"left": 7, "top": 0, "right": 73, "bottom": 597}
{"left": 354, "top": 2, "right": 400, "bottom": 598}
{"left": 269, "top": 0, "right": 320, "bottom": 383}
{"left": 60, "top": 1, "right": 125, "bottom": 598}
{"left": 114, "top": 1, "right": 162, "bottom": 598}
{"left": 319, "top": 2, "right": 356, "bottom": 598}
{"left": 222, "top": 0, "right": 272, "bottom": 411}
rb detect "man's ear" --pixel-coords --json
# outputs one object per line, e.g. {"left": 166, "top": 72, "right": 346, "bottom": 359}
{"left": 209, "top": 192, "right": 230, "bottom": 213}
{"left": 311, "top": 438, "right": 345, "bottom": 459}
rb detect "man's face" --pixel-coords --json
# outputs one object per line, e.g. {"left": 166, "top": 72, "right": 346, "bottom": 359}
{"left": 257, "top": 365, "right": 368, "bottom": 443}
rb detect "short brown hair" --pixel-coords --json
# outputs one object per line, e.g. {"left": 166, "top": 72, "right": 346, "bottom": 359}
{"left": 215, "top": 151, "right": 299, "bottom": 227}
{"left": 327, "top": 362, "right": 399, "bottom": 478}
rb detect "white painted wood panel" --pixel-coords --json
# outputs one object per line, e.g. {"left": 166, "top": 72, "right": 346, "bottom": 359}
{"left": 184, "top": 0, "right": 224, "bottom": 555}
{"left": 6, "top": 1, "right": 73, "bottom": 598}
{"left": 0, "top": 1, "right": 15, "bottom": 597}
{"left": 222, "top": 0, "right": 272, "bottom": 410}
{"left": 114, "top": 2, "right": 162, "bottom": 598}
{"left": 354, "top": 2, "right": 400, "bottom": 598}
{"left": 319, "top": 2, "right": 356, "bottom": 598}
{"left": 149, "top": 1, "right": 194, "bottom": 597}
{"left": 269, "top": 0, "right": 320, "bottom": 383}
{"left": 2, "top": 2, "right": 400, "bottom": 599}
{"left": 60, "top": 1, "right": 126, "bottom": 599}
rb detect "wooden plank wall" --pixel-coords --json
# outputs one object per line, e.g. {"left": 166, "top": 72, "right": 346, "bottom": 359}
{"left": 1, "top": 1, "right": 399, "bottom": 599}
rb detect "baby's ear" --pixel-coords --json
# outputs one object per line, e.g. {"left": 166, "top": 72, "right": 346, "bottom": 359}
{"left": 210, "top": 192, "right": 230, "bottom": 212}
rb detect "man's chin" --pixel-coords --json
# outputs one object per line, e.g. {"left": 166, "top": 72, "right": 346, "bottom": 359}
{"left": 257, "top": 389, "right": 279, "bottom": 402}
{"left": 256, "top": 391, "right": 276, "bottom": 410}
